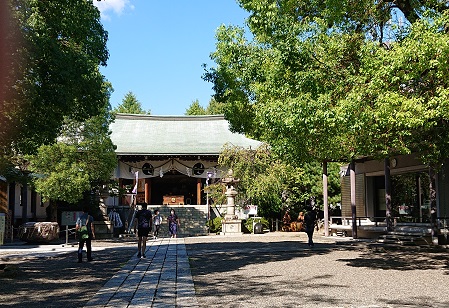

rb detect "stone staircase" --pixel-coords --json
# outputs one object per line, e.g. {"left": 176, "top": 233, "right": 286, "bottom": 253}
{"left": 377, "top": 224, "right": 432, "bottom": 246}
{"left": 147, "top": 205, "right": 208, "bottom": 237}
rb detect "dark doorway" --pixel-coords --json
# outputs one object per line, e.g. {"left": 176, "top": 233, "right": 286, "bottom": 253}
{"left": 151, "top": 171, "right": 200, "bottom": 205}
{"left": 373, "top": 176, "right": 386, "bottom": 218}
{"left": 391, "top": 172, "right": 430, "bottom": 222}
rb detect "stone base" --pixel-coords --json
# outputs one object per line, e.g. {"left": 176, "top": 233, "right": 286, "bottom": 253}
{"left": 93, "top": 221, "right": 113, "bottom": 239}
{"left": 221, "top": 219, "right": 243, "bottom": 235}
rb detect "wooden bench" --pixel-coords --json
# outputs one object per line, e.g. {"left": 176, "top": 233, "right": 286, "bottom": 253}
{"left": 330, "top": 217, "right": 377, "bottom": 237}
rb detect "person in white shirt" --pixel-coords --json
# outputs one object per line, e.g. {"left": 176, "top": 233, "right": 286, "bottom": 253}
{"left": 153, "top": 209, "right": 162, "bottom": 239}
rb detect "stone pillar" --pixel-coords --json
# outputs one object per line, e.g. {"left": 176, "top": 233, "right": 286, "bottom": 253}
{"left": 221, "top": 170, "right": 242, "bottom": 235}
{"left": 224, "top": 185, "right": 237, "bottom": 219}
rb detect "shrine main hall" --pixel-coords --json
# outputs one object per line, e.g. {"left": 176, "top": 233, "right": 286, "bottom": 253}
{"left": 109, "top": 113, "right": 261, "bottom": 207}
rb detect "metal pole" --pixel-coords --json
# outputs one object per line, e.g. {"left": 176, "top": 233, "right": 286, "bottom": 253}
{"left": 385, "top": 158, "right": 393, "bottom": 232}
{"left": 66, "top": 225, "right": 69, "bottom": 245}
{"left": 350, "top": 160, "right": 357, "bottom": 239}
{"left": 323, "top": 161, "right": 329, "bottom": 236}
{"left": 206, "top": 191, "right": 209, "bottom": 220}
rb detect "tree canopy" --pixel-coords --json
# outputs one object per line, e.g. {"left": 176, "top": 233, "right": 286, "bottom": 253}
{"left": 185, "top": 99, "right": 206, "bottom": 115}
{"left": 185, "top": 98, "right": 226, "bottom": 115}
{"left": 1, "top": 0, "right": 111, "bottom": 184}
{"left": 211, "top": 144, "right": 341, "bottom": 218}
{"left": 0, "top": 0, "right": 118, "bottom": 209}
{"left": 28, "top": 106, "right": 117, "bottom": 204}
{"left": 204, "top": 1, "right": 449, "bottom": 167}
{"left": 113, "top": 91, "right": 150, "bottom": 115}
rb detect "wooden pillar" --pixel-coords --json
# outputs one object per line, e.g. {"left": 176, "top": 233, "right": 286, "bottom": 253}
{"left": 21, "top": 183, "right": 28, "bottom": 223}
{"left": 350, "top": 160, "right": 357, "bottom": 239}
{"left": 197, "top": 179, "right": 202, "bottom": 205}
{"left": 31, "top": 190, "right": 37, "bottom": 220}
{"left": 118, "top": 178, "right": 123, "bottom": 205}
{"left": 145, "top": 178, "right": 151, "bottom": 204}
{"left": 0, "top": 180, "right": 7, "bottom": 214}
{"left": 8, "top": 182, "right": 15, "bottom": 216}
{"left": 323, "top": 161, "right": 329, "bottom": 237}
{"left": 385, "top": 158, "right": 393, "bottom": 232}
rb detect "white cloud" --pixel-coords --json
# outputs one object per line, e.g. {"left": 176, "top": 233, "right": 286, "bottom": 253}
{"left": 93, "top": 0, "right": 134, "bottom": 20}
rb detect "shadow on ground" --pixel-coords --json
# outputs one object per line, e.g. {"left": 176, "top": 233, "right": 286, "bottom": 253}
{"left": 338, "top": 243, "right": 449, "bottom": 272}
{"left": 0, "top": 246, "right": 135, "bottom": 308}
{"left": 185, "top": 238, "right": 449, "bottom": 307}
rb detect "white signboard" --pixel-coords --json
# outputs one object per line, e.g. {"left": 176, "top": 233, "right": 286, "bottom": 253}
{"left": 61, "top": 211, "right": 83, "bottom": 226}
{"left": 236, "top": 205, "right": 258, "bottom": 219}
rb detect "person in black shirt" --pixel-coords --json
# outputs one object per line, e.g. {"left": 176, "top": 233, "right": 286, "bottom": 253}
{"left": 304, "top": 206, "right": 317, "bottom": 247}
{"left": 134, "top": 203, "right": 152, "bottom": 258}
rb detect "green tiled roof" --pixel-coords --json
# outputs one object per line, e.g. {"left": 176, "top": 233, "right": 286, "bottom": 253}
{"left": 110, "top": 114, "right": 262, "bottom": 156}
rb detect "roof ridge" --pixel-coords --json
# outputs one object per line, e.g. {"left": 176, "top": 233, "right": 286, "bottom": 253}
{"left": 115, "top": 114, "right": 225, "bottom": 121}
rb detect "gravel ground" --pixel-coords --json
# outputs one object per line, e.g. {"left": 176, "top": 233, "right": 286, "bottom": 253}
{"left": 0, "top": 239, "right": 137, "bottom": 308}
{"left": 184, "top": 233, "right": 449, "bottom": 308}
{"left": 1, "top": 234, "right": 449, "bottom": 308}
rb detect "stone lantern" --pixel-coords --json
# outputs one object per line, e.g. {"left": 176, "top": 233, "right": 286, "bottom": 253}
{"left": 221, "top": 169, "right": 243, "bottom": 235}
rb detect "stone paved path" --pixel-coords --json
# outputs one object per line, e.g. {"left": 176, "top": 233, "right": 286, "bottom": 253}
{"left": 84, "top": 238, "right": 198, "bottom": 308}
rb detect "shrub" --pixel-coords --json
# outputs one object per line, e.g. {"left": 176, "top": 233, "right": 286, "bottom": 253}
{"left": 206, "top": 216, "right": 223, "bottom": 234}
{"left": 244, "top": 217, "right": 270, "bottom": 233}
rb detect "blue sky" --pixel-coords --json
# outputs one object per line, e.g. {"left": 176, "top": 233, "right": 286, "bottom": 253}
{"left": 93, "top": 0, "right": 249, "bottom": 115}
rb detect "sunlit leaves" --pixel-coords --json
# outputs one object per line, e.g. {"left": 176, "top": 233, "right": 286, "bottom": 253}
{"left": 28, "top": 109, "right": 117, "bottom": 203}
{"left": 207, "top": 1, "right": 449, "bottom": 167}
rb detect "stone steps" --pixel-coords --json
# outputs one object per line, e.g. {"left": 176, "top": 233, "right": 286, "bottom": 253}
{"left": 147, "top": 205, "right": 208, "bottom": 237}
{"left": 377, "top": 231, "right": 431, "bottom": 246}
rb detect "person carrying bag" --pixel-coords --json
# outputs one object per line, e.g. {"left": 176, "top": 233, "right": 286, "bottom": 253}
{"left": 76, "top": 206, "right": 95, "bottom": 263}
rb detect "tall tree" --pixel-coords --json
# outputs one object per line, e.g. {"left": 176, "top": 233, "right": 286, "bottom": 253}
{"left": 185, "top": 99, "right": 206, "bottom": 115}
{"left": 185, "top": 98, "right": 225, "bottom": 115}
{"left": 204, "top": 1, "right": 449, "bottom": 167}
{"left": 113, "top": 91, "right": 150, "bottom": 114}
{"left": 28, "top": 106, "right": 117, "bottom": 205}
{"left": 205, "top": 98, "right": 226, "bottom": 115}
{"left": 3, "top": 0, "right": 109, "bottom": 156}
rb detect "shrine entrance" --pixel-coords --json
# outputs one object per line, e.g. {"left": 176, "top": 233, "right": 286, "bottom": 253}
{"left": 150, "top": 171, "right": 201, "bottom": 205}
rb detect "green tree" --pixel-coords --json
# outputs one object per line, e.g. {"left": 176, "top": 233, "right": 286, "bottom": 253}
{"left": 212, "top": 144, "right": 341, "bottom": 218}
{"left": 28, "top": 107, "right": 117, "bottom": 205}
{"left": 204, "top": 1, "right": 449, "bottom": 167}
{"left": 185, "top": 99, "right": 206, "bottom": 115}
{"left": 113, "top": 91, "right": 150, "bottom": 114}
{"left": 185, "top": 98, "right": 225, "bottom": 115}
{"left": 2, "top": 0, "right": 109, "bottom": 157}
{"left": 205, "top": 98, "right": 226, "bottom": 115}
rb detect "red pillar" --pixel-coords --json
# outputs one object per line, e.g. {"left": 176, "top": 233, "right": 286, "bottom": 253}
{"left": 197, "top": 179, "right": 202, "bottom": 205}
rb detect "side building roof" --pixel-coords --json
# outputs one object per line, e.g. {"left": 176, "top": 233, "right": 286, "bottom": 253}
{"left": 110, "top": 114, "right": 262, "bottom": 156}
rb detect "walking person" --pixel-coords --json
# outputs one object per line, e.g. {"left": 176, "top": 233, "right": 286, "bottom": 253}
{"left": 168, "top": 209, "right": 180, "bottom": 238}
{"left": 304, "top": 206, "right": 317, "bottom": 247}
{"left": 134, "top": 203, "right": 152, "bottom": 258}
{"left": 76, "top": 206, "right": 95, "bottom": 263}
{"left": 153, "top": 209, "right": 162, "bottom": 239}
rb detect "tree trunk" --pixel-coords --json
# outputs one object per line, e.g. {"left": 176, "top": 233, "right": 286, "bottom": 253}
{"left": 49, "top": 199, "right": 58, "bottom": 222}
